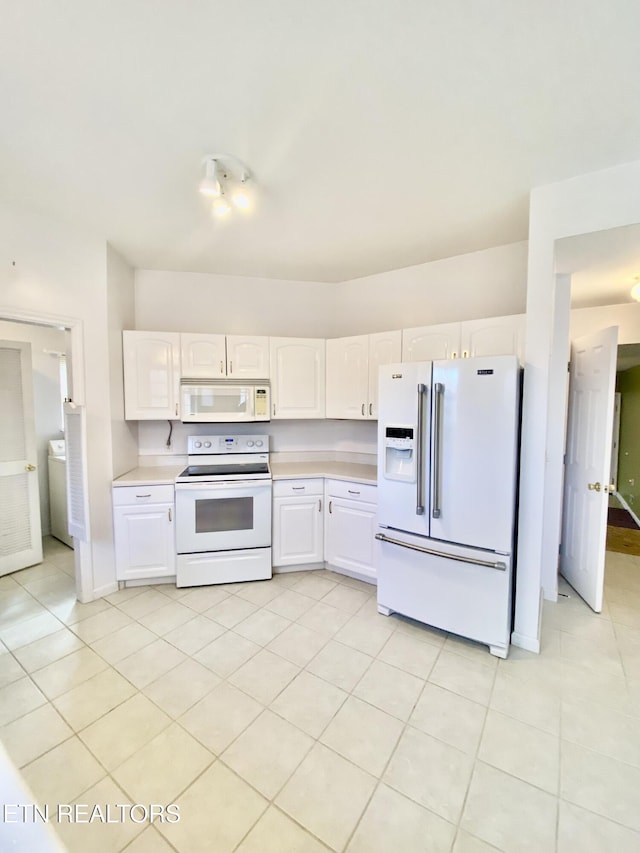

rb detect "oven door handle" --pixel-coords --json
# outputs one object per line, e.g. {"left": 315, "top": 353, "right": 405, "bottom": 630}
{"left": 175, "top": 480, "right": 272, "bottom": 491}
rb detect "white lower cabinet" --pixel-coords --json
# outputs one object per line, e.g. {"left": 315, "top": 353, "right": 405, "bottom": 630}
{"left": 272, "top": 479, "right": 324, "bottom": 568}
{"left": 112, "top": 485, "right": 175, "bottom": 581}
{"left": 324, "top": 479, "right": 377, "bottom": 582}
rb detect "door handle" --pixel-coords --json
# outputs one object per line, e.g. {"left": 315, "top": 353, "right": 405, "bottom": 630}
{"left": 361, "top": 403, "right": 365, "bottom": 416}
{"left": 416, "top": 383, "right": 426, "bottom": 515}
{"left": 329, "top": 500, "right": 332, "bottom": 514}
{"left": 318, "top": 499, "right": 322, "bottom": 512}
{"left": 175, "top": 403, "right": 178, "bottom": 417}
{"left": 369, "top": 402, "right": 372, "bottom": 416}
{"left": 273, "top": 404, "right": 276, "bottom": 417}
{"left": 168, "top": 507, "right": 172, "bottom": 522}
{"left": 220, "top": 360, "right": 224, "bottom": 374}
{"left": 588, "top": 482, "right": 602, "bottom": 492}
{"left": 432, "top": 382, "right": 444, "bottom": 518}
{"left": 25, "top": 463, "right": 36, "bottom": 472}
{"left": 229, "top": 361, "right": 233, "bottom": 374}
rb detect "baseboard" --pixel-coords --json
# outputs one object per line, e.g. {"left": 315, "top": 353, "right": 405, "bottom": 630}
{"left": 124, "top": 575, "right": 177, "bottom": 587}
{"left": 510, "top": 631, "right": 541, "bottom": 654}
{"left": 92, "top": 581, "right": 119, "bottom": 600}
{"left": 273, "top": 563, "right": 324, "bottom": 574}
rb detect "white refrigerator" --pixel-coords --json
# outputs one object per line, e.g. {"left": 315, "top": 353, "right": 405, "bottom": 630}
{"left": 376, "top": 356, "right": 520, "bottom": 658}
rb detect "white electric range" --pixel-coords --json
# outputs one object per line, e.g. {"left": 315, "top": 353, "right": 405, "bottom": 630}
{"left": 175, "top": 434, "right": 272, "bottom": 587}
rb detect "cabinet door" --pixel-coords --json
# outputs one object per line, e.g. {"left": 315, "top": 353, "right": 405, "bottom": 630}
{"left": 326, "top": 335, "right": 369, "bottom": 419}
{"left": 325, "top": 497, "right": 377, "bottom": 580}
{"left": 123, "top": 331, "right": 181, "bottom": 420}
{"left": 180, "top": 333, "right": 227, "bottom": 378}
{"left": 367, "top": 330, "right": 402, "bottom": 419}
{"left": 270, "top": 338, "right": 326, "bottom": 419}
{"left": 113, "top": 503, "right": 175, "bottom": 580}
{"left": 402, "top": 322, "right": 461, "bottom": 362}
{"left": 273, "top": 495, "right": 324, "bottom": 566}
{"left": 226, "top": 335, "right": 270, "bottom": 379}
{"left": 459, "top": 314, "right": 525, "bottom": 361}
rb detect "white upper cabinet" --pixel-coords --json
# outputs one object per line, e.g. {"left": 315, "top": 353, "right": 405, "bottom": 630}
{"left": 459, "top": 314, "right": 526, "bottom": 361}
{"left": 402, "top": 315, "right": 525, "bottom": 364}
{"left": 326, "top": 331, "right": 401, "bottom": 420}
{"left": 326, "top": 335, "right": 369, "bottom": 420}
{"left": 123, "top": 331, "right": 181, "bottom": 420}
{"left": 180, "top": 333, "right": 226, "bottom": 378}
{"left": 226, "top": 335, "right": 270, "bottom": 379}
{"left": 180, "top": 333, "right": 270, "bottom": 379}
{"left": 270, "top": 337, "right": 326, "bottom": 419}
{"left": 402, "top": 321, "right": 461, "bottom": 362}
{"left": 368, "top": 330, "right": 402, "bottom": 419}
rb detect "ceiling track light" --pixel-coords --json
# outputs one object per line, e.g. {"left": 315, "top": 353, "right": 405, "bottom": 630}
{"left": 199, "top": 154, "right": 253, "bottom": 216}
{"left": 632, "top": 276, "right": 640, "bottom": 302}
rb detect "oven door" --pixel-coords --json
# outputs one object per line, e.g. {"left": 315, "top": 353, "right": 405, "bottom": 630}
{"left": 175, "top": 480, "right": 272, "bottom": 554}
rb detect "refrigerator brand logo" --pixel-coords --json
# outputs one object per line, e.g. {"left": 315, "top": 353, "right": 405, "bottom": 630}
{"left": 391, "top": 373, "right": 403, "bottom": 379}
{"left": 477, "top": 369, "right": 494, "bottom": 375}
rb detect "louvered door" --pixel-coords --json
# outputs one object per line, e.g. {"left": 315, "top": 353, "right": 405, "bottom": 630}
{"left": 0, "top": 341, "right": 42, "bottom": 574}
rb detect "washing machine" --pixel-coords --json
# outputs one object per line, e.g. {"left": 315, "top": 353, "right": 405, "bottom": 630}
{"left": 48, "top": 440, "right": 73, "bottom": 548}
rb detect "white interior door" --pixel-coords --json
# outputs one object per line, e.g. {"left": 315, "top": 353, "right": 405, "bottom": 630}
{"left": 560, "top": 326, "right": 618, "bottom": 611}
{"left": 0, "top": 341, "right": 42, "bottom": 575}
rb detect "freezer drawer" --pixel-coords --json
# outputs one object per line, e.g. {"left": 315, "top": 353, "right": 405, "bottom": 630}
{"left": 376, "top": 528, "right": 513, "bottom": 656}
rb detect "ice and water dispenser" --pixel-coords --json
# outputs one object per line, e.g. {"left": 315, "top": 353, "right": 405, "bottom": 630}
{"left": 383, "top": 426, "right": 416, "bottom": 482}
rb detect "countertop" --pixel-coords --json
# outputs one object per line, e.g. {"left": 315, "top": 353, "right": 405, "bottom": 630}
{"left": 270, "top": 461, "right": 377, "bottom": 485}
{"left": 112, "top": 465, "right": 184, "bottom": 487}
{"left": 114, "top": 461, "right": 377, "bottom": 487}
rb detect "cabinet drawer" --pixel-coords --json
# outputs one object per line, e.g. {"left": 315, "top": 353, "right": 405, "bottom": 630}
{"left": 112, "top": 484, "right": 175, "bottom": 506}
{"left": 325, "top": 479, "right": 377, "bottom": 504}
{"left": 273, "top": 478, "right": 324, "bottom": 497}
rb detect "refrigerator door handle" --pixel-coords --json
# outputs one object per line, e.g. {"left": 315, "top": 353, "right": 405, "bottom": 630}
{"left": 374, "top": 533, "right": 507, "bottom": 571}
{"left": 432, "top": 382, "right": 444, "bottom": 519}
{"left": 416, "top": 383, "right": 426, "bottom": 515}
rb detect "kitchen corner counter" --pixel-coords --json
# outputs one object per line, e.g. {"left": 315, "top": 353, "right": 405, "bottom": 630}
{"left": 270, "top": 461, "right": 377, "bottom": 485}
{"left": 112, "top": 465, "right": 184, "bottom": 487}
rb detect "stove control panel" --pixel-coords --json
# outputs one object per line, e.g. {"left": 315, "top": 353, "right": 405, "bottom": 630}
{"left": 188, "top": 435, "right": 269, "bottom": 454}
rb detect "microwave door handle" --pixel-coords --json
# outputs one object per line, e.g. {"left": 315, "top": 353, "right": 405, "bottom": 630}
{"left": 416, "top": 383, "right": 426, "bottom": 515}
{"left": 432, "top": 382, "right": 444, "bottom": 519}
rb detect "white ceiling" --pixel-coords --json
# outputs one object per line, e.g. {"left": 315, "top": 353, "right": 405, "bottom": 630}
{"left": 2, "top": 1, "right": 640, "bottom": 283}
{"left": 555, "top": 224, "right": 640, "bottom": 308}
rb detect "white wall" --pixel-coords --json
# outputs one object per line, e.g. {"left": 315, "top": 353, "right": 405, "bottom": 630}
{"left": 107, "top": 245, "right": 138, "bottom": 478}
{"left": 0, "top": 321, "right": 68, "bottom": 535}
{"left": 135, "top": 241, "right": 528, "bottom": 339}
{"left": 135, "top": 270, "right": 340, "bottom": 337}
{"left": 570, "top": 302, "right": 640, "bottom": 344}
{"left": 514, "top": 160, "right": 640, "bottom": 653}
{"left": 336, "top": 241, "right": 528, "bottom": 335}
{"left": 138, "top": 419, "right": 377, "bottom": 462}
{"left": 0, "top": 200, "right": 117, "bottom": 598}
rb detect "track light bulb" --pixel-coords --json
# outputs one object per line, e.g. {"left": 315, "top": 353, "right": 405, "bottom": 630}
{"left": 232, "top": 183, "right": 251, "bottom": 210}
{"left": 213, "top": 196, "right": 231, "bottom": 217}
{"left": 632, "top": 277, "right": 640, "bottom": 302}
{"left": 200, "top": 159, "right": 221, "bottom": 197}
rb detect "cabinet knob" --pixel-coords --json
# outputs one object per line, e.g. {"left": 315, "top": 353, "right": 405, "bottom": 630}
{"left": 329, "top": 500, "right": 332, "bottom": 514}
{"left": 318, "top": 498, "right": 322, "bottom": 512}
{"left": 220, "top": 360, "right": 224, "bottom": 374}
{"left": 229, "top": 361, "right": 233, "bottom": 374}
{"left": 25, "top": 463, "right": 36, "bottom": 472}
{"left": 369, "top": 403, "right": 372, "bottom": 416}
{"left": 168, "top": 507, "right": 172, "bottom": 521}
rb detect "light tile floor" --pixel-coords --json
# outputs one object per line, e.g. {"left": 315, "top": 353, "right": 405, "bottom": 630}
{"left": 1, "top": 538, "right": 640, "bottom": 851}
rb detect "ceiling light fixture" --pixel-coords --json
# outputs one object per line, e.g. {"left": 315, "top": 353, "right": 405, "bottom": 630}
{"left": 199, "top": 159, "right": 221, "bottom": 197}
{"left": 200, "top": 154, "right": 253, "bottom": 217}
{"left": 632, "top": 276, "right": 640, "bottom": 302}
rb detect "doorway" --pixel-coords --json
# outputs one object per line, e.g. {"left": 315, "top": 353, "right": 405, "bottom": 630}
{"left": 0, "top": 307, "right": 91, "bottom": 602}
{"left": 0, "top": 319, "right": 72, "bottom": 569}
{"left": 554, "top": 224, "right": 640, "bottom": 612}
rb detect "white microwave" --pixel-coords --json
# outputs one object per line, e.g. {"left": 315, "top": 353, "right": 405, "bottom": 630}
{"left": 180, "top": 380, "right": 270, "bottom": 423}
